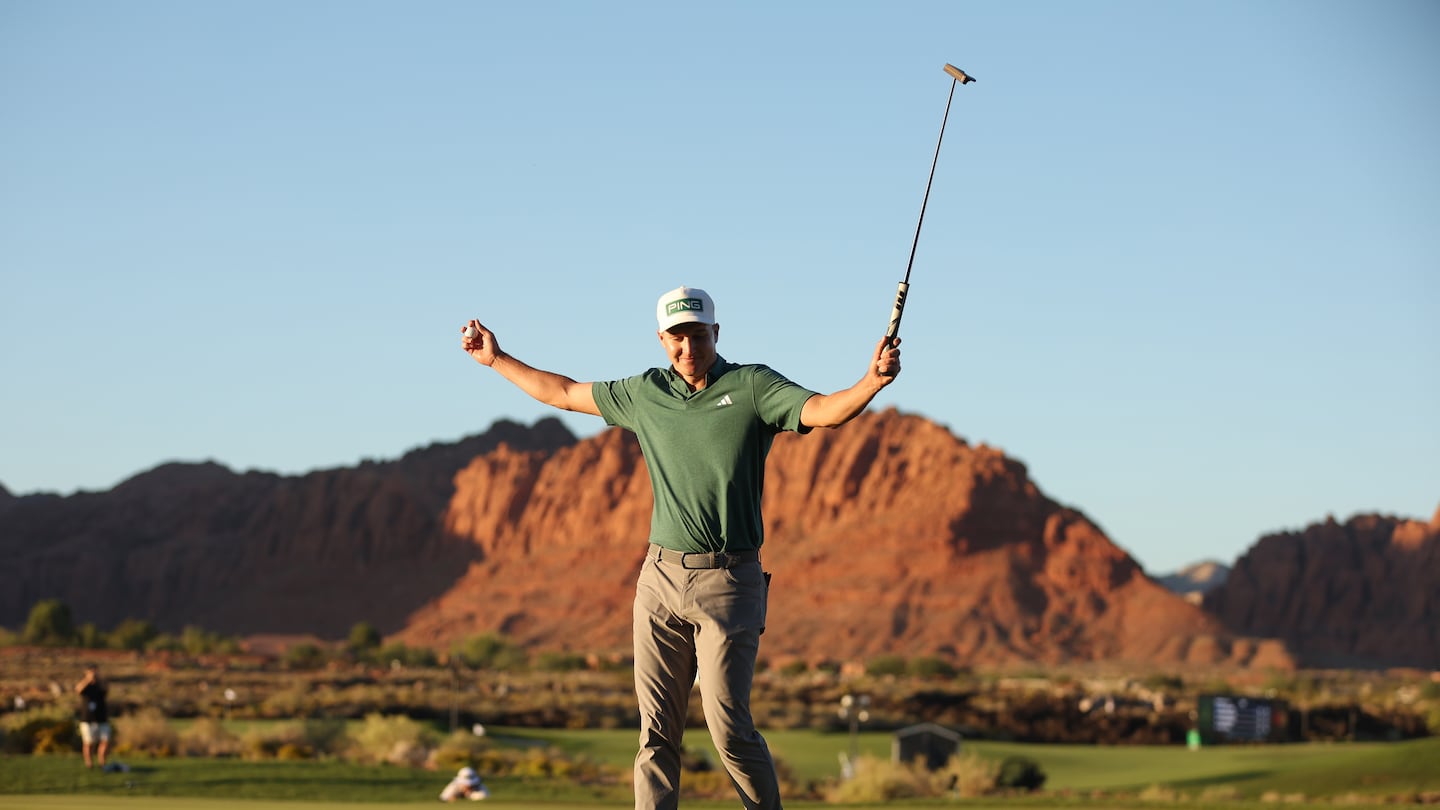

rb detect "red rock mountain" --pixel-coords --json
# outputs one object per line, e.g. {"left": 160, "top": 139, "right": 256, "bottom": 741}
{"left": 1203, "top": 509, "right": 1440, "bottom": 669}
{"left": 0, "top": 419, "right": 574, "bottom": 638}
{"left": 3, "top": 411, "right": 1426, "bottom": 669}
{"left": 401, "top": 410, "right": 1287, "bottom": 669}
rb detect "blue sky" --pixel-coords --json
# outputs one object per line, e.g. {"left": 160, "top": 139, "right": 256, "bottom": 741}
{"left": 2, "top": 1, "right": 1436, "bottom": 574}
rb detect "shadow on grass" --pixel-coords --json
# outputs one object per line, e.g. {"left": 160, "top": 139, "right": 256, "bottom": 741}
{"left": 103, "top": 764, "right": 156, "bottom": 775}
{"left": 1165, "top": 769, "right": 1274, "bottom": 790}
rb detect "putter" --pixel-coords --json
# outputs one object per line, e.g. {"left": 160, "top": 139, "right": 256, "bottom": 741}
{"left": 882, "top": 63, "right": 975, "bottom": 368}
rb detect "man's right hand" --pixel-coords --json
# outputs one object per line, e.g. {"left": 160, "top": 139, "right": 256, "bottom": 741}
{"left": 461, "top": 319, "right": 501, "bottom": 366}
{"left": 457, "top": 318, "right": 601, "bottom": 416}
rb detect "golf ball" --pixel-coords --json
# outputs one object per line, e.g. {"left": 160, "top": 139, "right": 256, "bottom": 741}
{"left": 463, "top": 326, "right": 479, "bottom": 339}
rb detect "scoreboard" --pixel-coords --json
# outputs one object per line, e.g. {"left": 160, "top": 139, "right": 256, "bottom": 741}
{"left": 1197, "top": 694, "right": 1289, "bottom": 743}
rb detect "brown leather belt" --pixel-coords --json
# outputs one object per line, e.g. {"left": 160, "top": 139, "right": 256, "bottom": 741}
{"left": 649, "top": 543, "right": 759, "bottom": 569}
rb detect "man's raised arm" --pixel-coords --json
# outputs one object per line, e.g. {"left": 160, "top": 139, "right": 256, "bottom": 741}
{"left": 461, "top": 319, "right": 601, "bottom": 416}
{"left": 799, "top": 336, "right": 901, "bottom": 429}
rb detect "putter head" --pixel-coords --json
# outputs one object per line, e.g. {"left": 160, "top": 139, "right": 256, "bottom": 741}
{"left": 943, "top": 64, "right": 975, "bottom": 84}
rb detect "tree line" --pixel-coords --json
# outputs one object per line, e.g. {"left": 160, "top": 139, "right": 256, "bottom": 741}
{"left": 1, "top": 599, "right": 594, "bottom": 672}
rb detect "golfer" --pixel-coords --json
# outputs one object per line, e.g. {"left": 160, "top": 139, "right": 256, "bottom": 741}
{"left": 461, "top": 286, "right": 900, "bottom": 809}
{"left": 74, "top": 663, "right": 111, "bottom": 770}
{"left": 439, "top": 765, "right": 489, "bottom": 801}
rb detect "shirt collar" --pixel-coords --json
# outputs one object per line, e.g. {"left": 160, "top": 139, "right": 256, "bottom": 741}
{"left": 664, "top": 354, "right": 733, "bottom": 395}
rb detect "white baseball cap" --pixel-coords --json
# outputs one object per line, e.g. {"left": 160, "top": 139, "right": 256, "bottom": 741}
{"left": 656, "top": 286, "right": 716, "bottom": 331}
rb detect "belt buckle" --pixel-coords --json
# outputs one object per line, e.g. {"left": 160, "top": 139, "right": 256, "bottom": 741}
{"left": 681, "top": 551, "right": 724, "bottom": 569}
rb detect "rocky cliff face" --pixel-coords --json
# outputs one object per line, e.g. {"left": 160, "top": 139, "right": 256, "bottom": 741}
{"left": 402, "top": 409, "right": 1288, "bottom": 669}
{"left": 1203, "top": 508, "right": 1440, "bottom": 669}
{"left": 15, "top": 408, "right": 1429, "bottom": 670}
{"left": 0, "top": 418, "right": 576, "bottom": 638}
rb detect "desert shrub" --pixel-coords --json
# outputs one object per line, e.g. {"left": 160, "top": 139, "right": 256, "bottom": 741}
{"left": 431, "top": 729, "right": 492, "bottom": 770}
{"left": 18, "top": 717, "right": 77, "bottom": 756}
{"left": 298, "top": 717, "right": 350, "bottom": 756}
{"left": 995, "top": 755, "right": 1046, "bottom": 791}
{"left": 452, "top": 633, "right": 527, "bottom": 671}
{"left": 109, "top": 619, "right": 159, "bottom": 651}
{"left": 179, "top": 619, "right": 214, "bottom": 651}
{"left": 596, "top": 711, "right": 627, "bottom": 730}
{"left": 1143, "top": 673, "right": 1184, "bottom": 691}
{"left": 866, "top": 655, "right": 907, "bottom": 677}
{"left": 458, "top": 745, "right": 521, "bottom": 779}
{"left": 146, "top": 633, "right": 183, "bottom": 653}
{"left": 1333, "top": 791, "right": 1389, "bottom": 805}
{"left": 1201, "top": 785, "right": 1242, "bottom": 801}
{"left": 593, "top": 655, "right": 632, "bottom": 673}
{"left": 1, "top": 704, "right": 76, "bottom": 754}
{"left": 260, "top": 685, "right": 319, "bottom": 718}
{"left": 908, "top": 656, "right": 958, "bottom": 679}
{"left": 276, "top": 742, "right": 312, "bottom": 760}
{"left": 115, "top": 707, "right": 180, "bottom": 757}
{"left": 1139, "top": 784, "right": 1180, "bottom": 801}
{"left": 682, "top": 767, "right": 736, "bottom": 800}
{"left": 348, "top": 712, "right": 437, "bottom": 766}
{"left": 778, "top": 660, "right": 809, "bottom": 677}
{"left": 1, "top": 704, "right": 80, "bottom": 755}
{"left": 673, "top": 751, "right": 798, "bottom": 800}
{"left": 0, "top": 625, "right": 19, "bottom": 646}
{"left": 671, "top": 745, "right": 712, "bottom": 774}
{"left": 179, "top": 716, "right": 241, "bottom": 757}
{"left": 30, "top": 720, "right": 79, "bottom": 754}
{"left": 376, "top": 641, "right": 438, "bottom": 668}
{"left": 938, "top": 751, "right": 999, "bottom": 797}
{"left": 76, "top": 623, "right": 105, "bottom": 648}
{"left": 240, "top": 728, "right": 279, "bottom": 759}
{"left": 824, "top": 754, "right": 931, "bottom": 803}
{"left": 240, "top": 721, "right": 311, "bottom": 760}
{"left": 513, "top": 744, "right": 596, "bottom": 779}
{"left": 757, "top": 702, "right": 809, "bottom": 731}
{"left": 471, "top": 743, "right": 617, "bottom": 785}
{"left": 283, "top": 642, "right": 329, "bottom": 670}
{"left": 348, "top": 621, "right": 382, "bottom": 654}
{"left": 535, "top": 651, "right": 588, "bottom": 672}
{"left": 23, "top": 599, "right": 76, "bottom": 646}
{"left": 1199, "top": 676, "right": 1234, "bottom": 694}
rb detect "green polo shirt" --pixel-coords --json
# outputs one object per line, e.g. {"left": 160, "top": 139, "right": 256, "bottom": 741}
{"left": 592, "top": 356, "right": 816, "bottom": 553}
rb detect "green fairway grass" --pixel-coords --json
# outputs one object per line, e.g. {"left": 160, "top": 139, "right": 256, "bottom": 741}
{"left": 961, "top": 737, "right": 1440, "bottom": 797}
{"left": 3, "top": 732, "right": 1436, "bottom": 807}
{"left": 0, "top": 755, "right": 626, "bottom": 804}
{"left": 486, "top": 724, "right": 890, "bottom": 777}
{"left": 0, "top": 800, "right": 451, "bottom": 810}
{"left": 491, "top": 726, "right": 1440, "bottom": 799}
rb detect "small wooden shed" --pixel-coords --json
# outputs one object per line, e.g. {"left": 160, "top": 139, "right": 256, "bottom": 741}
{"left": 892, "top": 722, "right": 963, "bottom": 771}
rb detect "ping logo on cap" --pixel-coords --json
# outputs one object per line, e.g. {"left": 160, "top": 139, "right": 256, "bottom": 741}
{"left": 666, "top": 298, "right": 705, "bottom": 316}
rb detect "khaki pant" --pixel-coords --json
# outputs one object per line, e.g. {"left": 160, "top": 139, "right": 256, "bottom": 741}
{"left": 632, "top": 549, "right": 780, "bottom": 810}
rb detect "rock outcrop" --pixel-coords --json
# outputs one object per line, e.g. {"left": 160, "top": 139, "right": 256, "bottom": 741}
{"left": 402, "top": 410, "right": 1287, "bottom": 669}
{"left": 0, "top": 418, "right": 576, "bottom": 638}
{"left": 13, "top": 408, "right": 1429, "bottom": 670}
{"left": 1203, "top": 508, "right": 1440, "bottom": 669}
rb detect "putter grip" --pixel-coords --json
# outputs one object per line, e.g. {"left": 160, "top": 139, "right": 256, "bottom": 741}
{"left": 884, "top": 281, "right": 909, "bottom": 344}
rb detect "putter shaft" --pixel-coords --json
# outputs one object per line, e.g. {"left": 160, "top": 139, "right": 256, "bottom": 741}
{"left": 884, "top": 63, "right": 975, "bottom": 347}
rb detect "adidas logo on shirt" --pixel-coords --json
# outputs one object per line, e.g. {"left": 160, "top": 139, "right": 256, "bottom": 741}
{"left": 715, "top": 394, "right": 734, "bottom": 408}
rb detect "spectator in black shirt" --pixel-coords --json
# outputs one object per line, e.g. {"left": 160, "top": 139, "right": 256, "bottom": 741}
{"left": 75, "top": 663, "right": 110, "bottom": 769}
